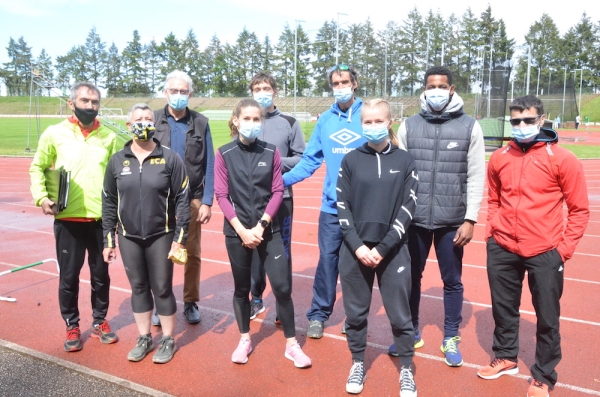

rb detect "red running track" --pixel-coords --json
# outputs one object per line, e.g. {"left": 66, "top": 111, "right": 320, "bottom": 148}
{"left": 1, "top": 156, "right": 600, "bottom": 396}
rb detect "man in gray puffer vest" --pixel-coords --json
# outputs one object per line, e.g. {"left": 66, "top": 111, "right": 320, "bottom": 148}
{"left": 388, "top": 66, "right": 485, "bottom": 367}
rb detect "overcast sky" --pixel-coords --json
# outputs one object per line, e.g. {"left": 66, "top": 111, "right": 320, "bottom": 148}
{"left": 0, "top": 0, "right": 597, "bottom": 65}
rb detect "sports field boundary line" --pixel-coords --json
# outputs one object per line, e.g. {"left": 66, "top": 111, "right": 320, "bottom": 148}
{"left": 0, "top": 339, "right": 175, "bottom": 397}
{"left": 3, "top": 258, "right": 600, "bottom": 329}
{"left": 2, "top": 261, "right": 600, "bottom": 395}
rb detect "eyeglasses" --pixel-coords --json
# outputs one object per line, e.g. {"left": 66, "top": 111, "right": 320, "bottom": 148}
{"left": 509, "top": 115, "right": 541, "bottom": 126}
{"left": 167, "top": 88, "right": 190, "bottom": 95}
{"left": 328, "top": 64, "right": 350, "bottom": 74}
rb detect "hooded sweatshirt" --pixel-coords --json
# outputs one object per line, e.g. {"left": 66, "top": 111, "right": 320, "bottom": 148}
{"left": 397, "top": 92, "right": 485, "bottom": 227}
{"left": 336, "top": 142, "right": 419, "bottom": 258}
{"left": 486, "top": 127, "right": 589, "bottom": 261}
{"left": 283, "top": 98, "right": 365, "bottom": 214}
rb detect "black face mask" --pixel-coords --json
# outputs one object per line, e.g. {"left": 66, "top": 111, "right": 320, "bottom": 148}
{"left": 73, "top": 106, "right": 98, "bottom": 125}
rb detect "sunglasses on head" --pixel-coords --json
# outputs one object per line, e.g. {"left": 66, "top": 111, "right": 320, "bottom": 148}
{"left": 328, "top": 64, "right": 350, "bottom": 74}
{"left": 509, "top": 115, "right": 541, "bottom": 126}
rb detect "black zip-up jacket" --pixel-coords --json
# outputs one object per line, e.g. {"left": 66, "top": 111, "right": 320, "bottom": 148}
{"left": 215, "top": 138, "right": 284, "bottom": 237}
{"left": 154, "top": 106, "right": 211, "bottom": 201}
{"left": 336, "top": 142, "right": 419, "bottom": 258}
{"left": 102, "top": 139, "right": 190, "bottom": 247}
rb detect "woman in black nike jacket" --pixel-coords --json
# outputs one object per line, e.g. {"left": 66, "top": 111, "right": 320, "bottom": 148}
{"left": 336, "top": 99, "right": 419, "bottom": 396}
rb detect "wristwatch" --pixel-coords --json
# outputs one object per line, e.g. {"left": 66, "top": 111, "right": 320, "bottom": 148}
{"left": 258, "top": 219, "right": 269, "bottom": 228}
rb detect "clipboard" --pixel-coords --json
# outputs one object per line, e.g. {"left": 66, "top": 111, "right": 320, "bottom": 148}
{"left": 44, "top": 166, "right": 70, "bottom": 212}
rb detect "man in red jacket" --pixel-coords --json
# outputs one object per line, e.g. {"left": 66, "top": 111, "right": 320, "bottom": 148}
{"left": 477, "top": 95, "right": 589, "bottom": 397}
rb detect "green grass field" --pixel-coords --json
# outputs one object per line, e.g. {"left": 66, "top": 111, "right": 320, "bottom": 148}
{"left": 0, "top": 117, "right": 317, "bottom": 156}
{"left": 1, "top": 117, "right": 598, "bottom": 159}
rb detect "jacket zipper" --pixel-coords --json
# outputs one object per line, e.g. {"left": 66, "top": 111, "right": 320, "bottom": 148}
{"left": 139, "top": 160, "right": 145, "bottom": 239}
{"left": 428, "top": 125, "right": 440, "bottom": 228}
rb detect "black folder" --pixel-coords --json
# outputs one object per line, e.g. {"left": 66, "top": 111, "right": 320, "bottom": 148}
{"left": 44, "top": 166, "right": 70, "bottom": 212}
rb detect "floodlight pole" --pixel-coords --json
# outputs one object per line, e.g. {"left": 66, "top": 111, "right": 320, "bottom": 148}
{"left": 336, "top": 13, "right": 348, "bottom": 66}
{"left": 384, "top": 42, "right": 388, "bottom": 97}
{"left": 487, "top": 42, "right": 493, "bottom": 118}
{"left": 536, "top": 66, "right": 540, "bottom": 96}
{"left": 562, "top": 66, "right": 567, "bottom": 119}
{"left": 525, "top": 44, "right": 532, "bottom": 95}
{"left": 294, "top": 19, "right": 305, "bottom": 117}
{"left": 578, "top": 68, "right": 583, "bottom": 115}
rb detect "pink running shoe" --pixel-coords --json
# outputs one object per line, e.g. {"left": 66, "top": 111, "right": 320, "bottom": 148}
{"left": 285, "top": 342, "right": 312, "bottom": 368}
{"left": 231, "top": 338, "right": 252, "bottom": 364}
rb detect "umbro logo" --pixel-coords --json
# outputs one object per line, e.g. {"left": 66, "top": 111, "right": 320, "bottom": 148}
{"left": 330, "top": 128, "right": 362, "bottom": 146}
{"left": 258, "top": 162, "right": 267, "bottom": 167}
{"left": 447, "top": 142, "right": 459, "bottom": 149}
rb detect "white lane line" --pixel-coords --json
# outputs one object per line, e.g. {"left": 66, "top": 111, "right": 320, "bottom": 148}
{"left": 1, "top": 261, "right": 599, "bottom": 396}
{"left": 0, "top": 340, "right": 174, "bottom": 397}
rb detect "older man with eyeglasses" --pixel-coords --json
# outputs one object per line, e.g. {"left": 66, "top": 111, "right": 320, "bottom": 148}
{"left": 153, "top": 70, "right": 215, "bottom": 326}
{"left": 283, "top": 64, "right": 365, "bottom": 339}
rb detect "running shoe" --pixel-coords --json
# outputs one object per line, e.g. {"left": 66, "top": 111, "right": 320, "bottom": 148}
{"left": 151, "top": 311, "right": 160, "bottom": 327}
{"left": 284, "top": 342, "right": 312, "bottom": 368}
{"left": 64, "top": 325, "right": 82, "bottom": 352}
{"left": 527, "top": 379, "right": 550, "bottom": 397}
{"left": 307, "top": 320, "right": 324, "bottom": 339}
{"left": 440, "top": 336, "right": 463, "bottom": 367}
{"left": 399, "top": 365, "right": 417, "bottom": 397}
{"left": 184, "top": 302, "right": 201, "bottom": 324}
{"left": 250, "top": 299, "right": 265, "bottom": 320}
{"left": 152, "top": 335, "right": 176, "bottom": 364}
{"left": 91, "top": 320, "right": 119, "bottom": 344}
{"left": 477, "top": 357, "right": 518, "bottom": 380}
{"left": 231, "top": 338, "right": 252, "bottom": 364}
{"left": 128, "top": 334, "right": 153, "bottom": 362}
{"left": 388, "top": 329, "right": 424, "bottom": 357}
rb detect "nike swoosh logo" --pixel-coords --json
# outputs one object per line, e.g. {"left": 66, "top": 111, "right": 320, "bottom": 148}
{"left": 275, "top": 255, "right": 281, "bottom": 259}
{"left": 447, "top": 142, "right": 459, "bottom": 149}
{"left": 390, "top": 170, "right": 401, "bottom": 174}
{"left": 397, "top": 266, "right": 405, "bottom": 273}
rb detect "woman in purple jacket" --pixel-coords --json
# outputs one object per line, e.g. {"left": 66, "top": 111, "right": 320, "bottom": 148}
{"left": 214, "top": 99, "right": 311, "bottom": 368}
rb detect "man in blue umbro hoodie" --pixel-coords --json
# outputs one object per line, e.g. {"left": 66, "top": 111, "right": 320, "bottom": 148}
{"left": 283, "top": 65, "right": 365, "bottom": 339}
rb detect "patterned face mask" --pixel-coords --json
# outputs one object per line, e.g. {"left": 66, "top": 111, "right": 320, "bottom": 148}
{"left": 130, "top": 122, "right": 156, "bottom": 141}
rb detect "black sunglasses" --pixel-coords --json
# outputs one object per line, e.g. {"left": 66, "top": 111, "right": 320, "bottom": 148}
{"left": 328, "top": 64, "right": 350, "bottom": 74}
{"left": 509, "top": 115, "right": 541, "bottom": 126}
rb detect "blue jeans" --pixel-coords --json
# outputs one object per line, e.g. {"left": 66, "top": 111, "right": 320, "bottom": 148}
{"left": 408, "top": 226, "right": 463, "bottom": 337}
{"left": 306, "top": 211, "right": 343, "bottom": 322}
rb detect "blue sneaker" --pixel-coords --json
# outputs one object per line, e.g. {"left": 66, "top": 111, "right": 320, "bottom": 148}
{"left": 388, "top": 329, "right": 424, "bottom": 357}
{"left": 440, "top": 336, "right": 463, "bottom": 367}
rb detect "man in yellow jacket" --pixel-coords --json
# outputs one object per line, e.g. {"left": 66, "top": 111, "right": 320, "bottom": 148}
{"left": 30, "top": 82, "right": 119, "bottom": 352}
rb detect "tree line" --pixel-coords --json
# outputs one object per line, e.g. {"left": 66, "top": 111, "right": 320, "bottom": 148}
{"left": 1, "top": 6, "right": 598, "bottom": 98}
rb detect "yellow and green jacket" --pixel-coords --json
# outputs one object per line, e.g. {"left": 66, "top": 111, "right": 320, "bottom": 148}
{"left": 29, "top": 119, "right": 118, "bottom": 219}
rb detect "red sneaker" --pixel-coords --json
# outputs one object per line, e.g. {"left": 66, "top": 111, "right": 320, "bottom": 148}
{"left": 477, "top": 357, "right": 518, "bottom": 379}
{"left": 91, "top": 321, "right": 119, "bottom": 344}
{"left": 64, "top": 326, "right": 82, "bottom": 352}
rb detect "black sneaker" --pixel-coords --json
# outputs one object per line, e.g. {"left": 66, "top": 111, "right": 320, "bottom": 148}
{"left": 184, "top": 302, "right": 201, "bottom": 324}
{"left": 346, "top": 360, "right": 366, "bottom": 394}
{"left": 152, "top": 336, "right": 177, "bottom": 364}
{"left": 307, "top": 320, "right": 324, "bottom": 339}
{"left": 127, "top": 334, "right": 153, "bottom": 362}
{"left": 399, "top": 365, "right": 417, "bottom": 397}
{"left": 249, "top": 299, "right": 265, "bottom": 320}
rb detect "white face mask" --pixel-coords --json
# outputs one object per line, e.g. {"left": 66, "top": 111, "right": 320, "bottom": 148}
{"left": 425, "top": 88, "right": 450, "bottom": 111}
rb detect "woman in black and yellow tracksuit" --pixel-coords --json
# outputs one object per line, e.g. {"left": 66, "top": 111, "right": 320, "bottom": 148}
{"left": 102, "top": 104, "right": 190, "bottom": 364}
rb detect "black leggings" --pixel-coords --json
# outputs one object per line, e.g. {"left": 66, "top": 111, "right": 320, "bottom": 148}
{"left": 225, "top": 232, "right": 295, "bottom": 338}
{"left": 118, "top": 233, "right": 176, "bottom": 316}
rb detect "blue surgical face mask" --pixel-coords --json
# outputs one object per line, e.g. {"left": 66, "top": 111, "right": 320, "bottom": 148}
{"left": 168, "top": 93, "right": 189, "bottom": 111}
{"left": 512, "top": 125, "right": 539, "bottom": 143}
{"left": 253, "top": 92, "right": 273, "bottom": 109}
{"left": 238, "top": 122, "right": 261, "bottom": 141}
{"left": 362, "top": 125, "right": 389, "bottom": 145}
{"left": 425, "top": 88, "right": 450, "bottom": 111}
{"left": 333, "top": 86, "right": 353, "bottom": 104}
